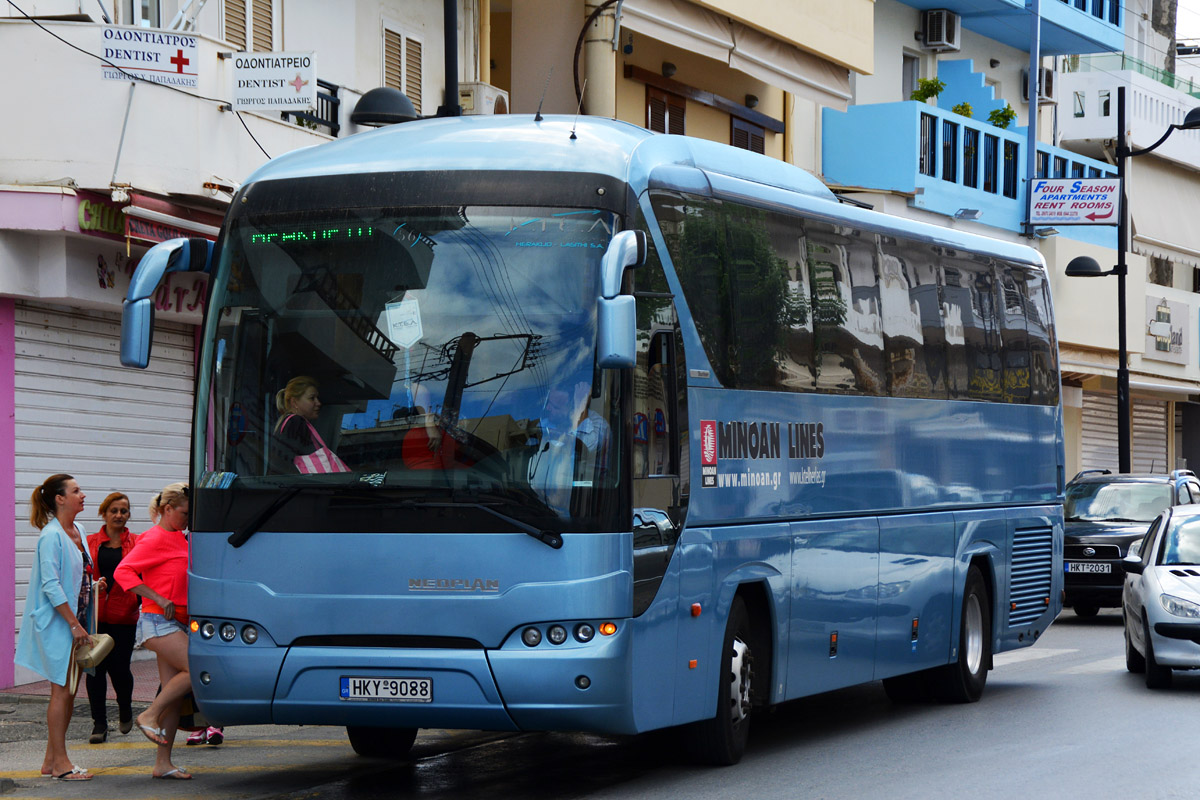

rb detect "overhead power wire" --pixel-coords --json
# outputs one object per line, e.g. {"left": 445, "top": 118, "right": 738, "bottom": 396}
{"left": 5, "top": 0, "right": 271, "bottom": 159}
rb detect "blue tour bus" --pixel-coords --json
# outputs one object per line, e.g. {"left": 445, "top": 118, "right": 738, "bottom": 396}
{"left": 121, "top": 115, "right": 1064, "bottom": 765}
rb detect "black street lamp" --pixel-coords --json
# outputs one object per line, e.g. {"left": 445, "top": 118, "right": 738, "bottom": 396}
{"left": 1066, "top": 87, "right": 1200, "bottom": 474}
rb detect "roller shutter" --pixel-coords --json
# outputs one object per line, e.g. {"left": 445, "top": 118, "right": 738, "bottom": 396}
{"left": 11, "top": 303, "right": 194, "bottom": 679}
{"left": 1080, "top": 391, "right": 1168, "bottom": 473}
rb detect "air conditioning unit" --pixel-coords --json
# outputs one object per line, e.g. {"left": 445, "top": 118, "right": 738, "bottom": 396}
{"left": 921, "top": 9, "right": 961, "bottom": 52}
{"left": 459, "top": 82, "right": 509, "bottom": 115}
{"left": 1022, "top": 67, "right": 1058, "bottom": 105}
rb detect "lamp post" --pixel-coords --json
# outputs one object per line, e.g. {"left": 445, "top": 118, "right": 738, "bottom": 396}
{"left": 1065, "top": 87, "right": 1200, "bottom": 473}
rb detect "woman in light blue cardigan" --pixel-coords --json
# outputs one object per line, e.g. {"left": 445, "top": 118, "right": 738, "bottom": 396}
{"left": 15, "top": 474, "right": 95, "bottom": 782}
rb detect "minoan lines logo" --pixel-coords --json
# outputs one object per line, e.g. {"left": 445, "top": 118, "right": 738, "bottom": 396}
{"left": 701, "top": 420, "right": 718, "bottom": 487}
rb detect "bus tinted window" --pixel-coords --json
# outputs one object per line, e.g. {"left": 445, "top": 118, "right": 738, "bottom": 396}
{"left": 649, "top": 191, "right": 1057, "bottom": 406}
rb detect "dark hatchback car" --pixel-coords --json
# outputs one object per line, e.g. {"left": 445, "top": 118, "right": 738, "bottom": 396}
{"left": 1064, "top": 469, "right": 1200, "bottom": 617}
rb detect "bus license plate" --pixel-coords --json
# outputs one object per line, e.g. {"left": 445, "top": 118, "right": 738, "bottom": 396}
{"left": 340, "top": 676, "right": 433, "bottom": 702}
{"left": 1065, "top": 562, "right": 1111, "bottom": 574}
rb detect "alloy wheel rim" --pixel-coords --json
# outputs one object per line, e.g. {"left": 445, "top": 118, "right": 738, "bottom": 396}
{"left": 729, "top": 637, "right": 751, "bottom": 724}
{"left": 964, "top": 593, "right": 983, "bottom": 674}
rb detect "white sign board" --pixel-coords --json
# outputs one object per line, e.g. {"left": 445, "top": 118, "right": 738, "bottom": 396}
{"left": 232, "top": 52, "right": 317, "bottom": 112}
{"left": 1145, "top": 296, "right": 1187, "bottom": 365}
{"left": 385, "top": 298, "right": 423, "bottom": 349}
{"left": 1029, "top": 178, "right": 1120, "bottom": 225}
{"left": 101, "top": 27, "right": 198, "bottom": 88}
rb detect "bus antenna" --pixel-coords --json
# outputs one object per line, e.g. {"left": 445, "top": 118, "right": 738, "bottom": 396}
{"left": 534, "top": 67, "right": 553, "bottom": 122}
{"left": 570, "top": 79, "right": 587, "bottom": 140}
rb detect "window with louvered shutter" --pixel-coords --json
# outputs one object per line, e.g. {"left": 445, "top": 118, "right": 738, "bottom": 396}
{"left": 383, "top": 24, "right": 423, "bottom": 116}
{"left": 251, "top": 0, "right": 272, "bottom": 51}
{"left": 224, "top": 0, "right": 246, "bottom": 50}
{"left": 731, "top": 118, "right": 765, "bottom": 154}
{"left": 647, "top": 87, "right": 684, "bottom": 135}
{"left": 405, "top": 37, "right": 422, "bottom": 114}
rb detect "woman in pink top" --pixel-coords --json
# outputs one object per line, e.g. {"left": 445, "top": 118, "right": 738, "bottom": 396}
{"left": 114, "top": 482, "right": 192, "bottom": 780}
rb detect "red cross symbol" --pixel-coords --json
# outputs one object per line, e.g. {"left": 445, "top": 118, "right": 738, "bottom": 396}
{"left": 170, "top": 49, "right": 190, "bottom": 73}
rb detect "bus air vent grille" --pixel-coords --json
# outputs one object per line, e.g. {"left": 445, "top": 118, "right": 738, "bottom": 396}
{"left": 1009, "top": 527, "right": 1054, "bottom": 627}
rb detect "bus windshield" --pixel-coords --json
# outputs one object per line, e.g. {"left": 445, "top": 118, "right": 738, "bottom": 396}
{"left": 199, "top": 204, "right": 622, "bottom": 534}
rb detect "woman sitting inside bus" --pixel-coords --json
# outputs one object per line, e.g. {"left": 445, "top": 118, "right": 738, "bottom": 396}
{"left": 273, "top": 376, "right": 350, "bottom": 474}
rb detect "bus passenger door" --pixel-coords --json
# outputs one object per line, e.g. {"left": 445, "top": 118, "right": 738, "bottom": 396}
{"left": 787, "top": 518, "right": 879, "bottom": 696}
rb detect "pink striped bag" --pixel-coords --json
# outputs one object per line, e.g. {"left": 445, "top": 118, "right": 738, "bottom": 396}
{"left": 285, "top": 415, "right": 351, "bottom": 474}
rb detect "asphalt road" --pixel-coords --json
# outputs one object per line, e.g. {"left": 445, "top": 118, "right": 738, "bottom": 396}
{"left": 1, "top": 609, "right": 1196, "bottom": 800}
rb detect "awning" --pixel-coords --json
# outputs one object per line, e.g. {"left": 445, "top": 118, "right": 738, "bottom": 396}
{"left": 124, "top": 192, "right": 224, "bottom": 244}
{"left": 620, "top": 0, "right": 850, "bottom": 107}
{"left": 1129, "top": 158, "right": 1200, "bottom": 269}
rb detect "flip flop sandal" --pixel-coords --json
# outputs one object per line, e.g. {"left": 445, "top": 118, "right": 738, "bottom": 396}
{"left": 137, "top": 722, "right": 168, "bottom": 746}
{"left": 153, "top": 768, "right": 192, "bottom": 780}
{"left": 53, "top": 767, "right": 92, "bottom": 781}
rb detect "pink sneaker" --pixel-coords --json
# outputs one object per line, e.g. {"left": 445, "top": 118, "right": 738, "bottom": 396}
{"left": 204, "top": 727, "right": 224, "bottom": 746}
{"left": 185, "top": 729, "right": 206, "bottom": 745}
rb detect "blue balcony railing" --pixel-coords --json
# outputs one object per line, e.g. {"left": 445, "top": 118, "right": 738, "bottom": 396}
{"left": 822, "top": 101, "right": 1117, "bottom": 247}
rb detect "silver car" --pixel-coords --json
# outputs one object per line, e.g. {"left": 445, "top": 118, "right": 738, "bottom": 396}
{"left": 1121, "top": 505, "right": 1200, "bottom": 689}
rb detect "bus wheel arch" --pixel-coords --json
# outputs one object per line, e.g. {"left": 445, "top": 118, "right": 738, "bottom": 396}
{"left": 932, "top": 561, "right": 992, "bottom": 703}
{"left": 681, "top": 585, "right": 769, "bottom": 766}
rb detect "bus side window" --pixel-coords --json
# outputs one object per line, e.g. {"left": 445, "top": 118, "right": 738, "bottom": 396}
{"left": 632, "top": 230, "right": 688, "bottom": 532}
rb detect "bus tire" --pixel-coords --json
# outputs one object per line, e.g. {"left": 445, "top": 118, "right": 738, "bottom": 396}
{"left": 682, "top": 596, "right": 753, "bottom": 766}
{"left": 346, "top": 726, "right": 419, "bottom": 759}
{"left": 932, "top": 565, "right": 990, "bottom": 703}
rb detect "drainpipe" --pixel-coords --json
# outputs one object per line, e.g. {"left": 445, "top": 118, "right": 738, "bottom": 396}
{"left": 583, "top": 0, "right": 618, "bottom": 117}
{"left": 437, "top": 0, "right": 462, "bottom": 116}
{"left": 481, "top": 0, "right": 491, "bottom": 85}
{"left": 1024, "top": 0, "right": 1041, "bottom": 235}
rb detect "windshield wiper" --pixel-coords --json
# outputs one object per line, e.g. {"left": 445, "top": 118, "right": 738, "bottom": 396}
{"left": 1103, "top": 517, "right": 1142, "bottom": 523}
{"left": 405, "top": 501, "right": 563, "bottom": 549}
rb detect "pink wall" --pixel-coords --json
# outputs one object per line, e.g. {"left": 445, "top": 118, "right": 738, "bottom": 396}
{"left": 0, "top": 298, "right": 15, "bottom": 688}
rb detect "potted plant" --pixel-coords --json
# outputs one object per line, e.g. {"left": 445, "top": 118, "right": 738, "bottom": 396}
{"left": 988, "top": 104, "right": 1017, "bottom": 129}
{"left": 910, "top": 77, "right": 946, "bottom": 104}
{"left": 952, "top": 102, "right": 973, "bottom": 118}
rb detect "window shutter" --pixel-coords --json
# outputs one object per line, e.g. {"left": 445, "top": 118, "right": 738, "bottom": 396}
{"left": 383, "top": 27, "right": 422, "bottom": 116}
{"left": 251, "top": 0, "right": 273, "bottom": 51}
{"left": 384, "top": 30, "right": 403, "bottom": 90}
{"left": 731, "top": 118, "right": 765, "bottom": 154}
{"left": 224, "top": 0, "right": 247, "bottom": 50}
{"left": 405, "top": 37, "right": 422, "bottom": 115}
{"left": 647, "top": 87, "right": 684, "bottom": 135}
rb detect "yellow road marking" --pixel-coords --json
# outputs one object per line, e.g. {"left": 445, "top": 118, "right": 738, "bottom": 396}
{"left": 0, "top": 760, "right": 348, "bottom": 780}
{"left": 51, "top": 738, "right": 351, "bottom": 750}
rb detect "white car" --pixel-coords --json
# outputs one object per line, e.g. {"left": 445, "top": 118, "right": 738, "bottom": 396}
{"left": 1121, "top": 505, "right": 1200, "bottom": 688}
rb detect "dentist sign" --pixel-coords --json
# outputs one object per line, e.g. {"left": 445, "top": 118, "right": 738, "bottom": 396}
{"left": 1029, "top": 178, "right": 1120, "bottom": 225}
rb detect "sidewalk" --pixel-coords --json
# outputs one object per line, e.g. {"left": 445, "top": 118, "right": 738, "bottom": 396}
{"left": 2, "top": 655, "right": 160, "bottom": 703}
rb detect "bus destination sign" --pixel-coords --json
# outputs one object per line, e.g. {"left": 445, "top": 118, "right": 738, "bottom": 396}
{"left": 1028, "top": 178, "right": 1120, "bottom": 226}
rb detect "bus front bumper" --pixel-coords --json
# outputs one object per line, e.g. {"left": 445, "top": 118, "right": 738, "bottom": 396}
{"left": 189, "top": 625, "right": 634, "bottom": 733}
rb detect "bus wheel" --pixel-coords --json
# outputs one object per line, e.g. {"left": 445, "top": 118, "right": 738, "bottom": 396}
{"left": 682, "top": 596, "right": 753, "bottom": 766}
{"left": 346, "top": 726, "right": 419, "bottom": 759}
{"left": 932, "top": 565, "right": 990, "bottom": 703}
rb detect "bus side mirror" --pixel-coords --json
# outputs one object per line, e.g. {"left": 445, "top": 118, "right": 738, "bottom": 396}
{"left": 596, "top": 231, "right": 647, "bottom": 368}
{"left": 120, "top": 237, "right": 213, "bottom": 368}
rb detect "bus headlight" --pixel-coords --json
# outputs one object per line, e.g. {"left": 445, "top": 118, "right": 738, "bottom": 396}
{"left": 547, "top": 625, "right": 568, "bottom": 645}
{"left": 200, "top": 621, "right": 216, "bottom": 639}
{"left": 219, "top": 622, "right": 237, "bottom": 642}
{"left": 574, "top": 623, "right": 595, "bottom": 643}
{"left": 241, "top": 625, "right": 259, "bottom": 644}
{"left": 521, "top": 627, "right": 542, "bottom": 647}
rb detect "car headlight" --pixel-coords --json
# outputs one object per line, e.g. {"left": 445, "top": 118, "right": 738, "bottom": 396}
{"left": 1159, "top": 593, "right": 1200, "bottom": 618}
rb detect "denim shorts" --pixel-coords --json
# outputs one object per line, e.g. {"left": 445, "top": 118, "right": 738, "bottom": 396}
{"left": 135, "top": 612, "right": 186, "bottom": 647}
